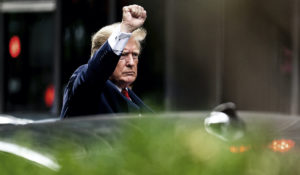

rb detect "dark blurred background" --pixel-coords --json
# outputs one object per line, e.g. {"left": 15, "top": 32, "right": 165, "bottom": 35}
{"left": 0, "top": 0, "right": 299, "bottom": 117}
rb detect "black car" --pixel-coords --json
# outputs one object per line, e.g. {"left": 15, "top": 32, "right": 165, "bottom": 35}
{"left": 0, "top": 106, "right": 300, "bottom": 175}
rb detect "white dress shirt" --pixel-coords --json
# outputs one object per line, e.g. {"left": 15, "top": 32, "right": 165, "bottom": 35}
{"left": 108, "top": 25, "right": 132, "bottom": 56}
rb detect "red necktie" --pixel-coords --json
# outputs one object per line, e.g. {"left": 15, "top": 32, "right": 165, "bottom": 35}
{"left": 121, "top": 88, "right": 131, "bottom": 100}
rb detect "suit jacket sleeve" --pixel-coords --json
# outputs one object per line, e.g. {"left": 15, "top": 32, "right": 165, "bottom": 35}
{"left": 71, "top": 41, "right": 120, "bottom": 105}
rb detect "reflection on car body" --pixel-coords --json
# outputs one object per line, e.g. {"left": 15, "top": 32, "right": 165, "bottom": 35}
{"left": 0, "top": 140, "right": 60, "bottom": 171}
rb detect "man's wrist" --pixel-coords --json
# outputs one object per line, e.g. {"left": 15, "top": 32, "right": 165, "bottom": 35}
{"left": 120, "top": 22, "right": 134, "bottom": 33}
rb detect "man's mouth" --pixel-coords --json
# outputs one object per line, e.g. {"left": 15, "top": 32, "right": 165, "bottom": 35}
{"left": 123, "top": 71, "right": 135, "bottom": 76}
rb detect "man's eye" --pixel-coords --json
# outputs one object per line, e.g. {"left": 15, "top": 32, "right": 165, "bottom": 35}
{"left": 133, "top": 53, "right": 139, "bottom": 57}
{"left": 120, "top": 54, "right": 127, "bottom": 60}
{"left": 120, "top": 53, "right": 129, "bottom": 59}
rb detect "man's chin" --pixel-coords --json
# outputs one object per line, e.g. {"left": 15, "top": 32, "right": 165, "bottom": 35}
{"left": 121, "top": 77, "right": 136, "bottom": 85}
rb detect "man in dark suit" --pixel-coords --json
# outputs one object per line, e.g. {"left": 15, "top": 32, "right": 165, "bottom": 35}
{"left": 60, "top": 5, "right": 152, "bottom": 118}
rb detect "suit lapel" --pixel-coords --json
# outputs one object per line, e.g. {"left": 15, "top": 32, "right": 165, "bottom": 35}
{"left": 128, "top": 89, "right": 154, "bottom": 113}
{"left": 106, "top": 80, "right": 141, "bottom": 113}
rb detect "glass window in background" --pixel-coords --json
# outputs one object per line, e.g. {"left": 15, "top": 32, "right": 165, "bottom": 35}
{"left": 4, "top": 13, "right": 55, "bottom": 113}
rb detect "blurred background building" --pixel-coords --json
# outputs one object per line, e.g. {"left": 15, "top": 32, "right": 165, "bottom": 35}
{"left": 0, "top": 0, "right": 299, "bottom": 117}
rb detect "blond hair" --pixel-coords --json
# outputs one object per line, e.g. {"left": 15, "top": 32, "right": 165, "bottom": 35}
{"left": 91, "top": 22, "right": 147, "bottom": 57}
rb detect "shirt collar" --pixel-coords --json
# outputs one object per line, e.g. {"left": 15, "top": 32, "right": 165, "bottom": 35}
{"left": 112, "top": 83, "right": 128, "bottom": 92}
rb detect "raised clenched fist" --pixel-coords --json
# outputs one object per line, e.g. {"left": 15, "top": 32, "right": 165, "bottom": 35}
{"left": 120, "top": 5, "right": 147, "bottom": 33}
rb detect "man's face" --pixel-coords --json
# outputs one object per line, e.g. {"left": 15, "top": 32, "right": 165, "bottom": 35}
{"left": 110, "top": 37, "right": 140, "bottom": 88}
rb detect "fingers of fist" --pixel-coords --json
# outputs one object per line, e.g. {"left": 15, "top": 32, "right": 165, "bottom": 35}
{"left": 123, "top": 5, "right": 146, "bottom": 19}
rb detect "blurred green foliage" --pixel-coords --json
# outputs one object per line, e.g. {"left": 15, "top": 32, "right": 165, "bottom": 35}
{"left": 0, "top": 117, "right": 300, "bottom": 175}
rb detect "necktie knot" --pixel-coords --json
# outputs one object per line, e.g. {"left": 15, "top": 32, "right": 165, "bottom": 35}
{"left": 121, "top": 88, "right": 131, "bottom": 100}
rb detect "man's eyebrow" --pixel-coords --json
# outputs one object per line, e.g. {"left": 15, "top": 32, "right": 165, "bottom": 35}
{"left": 122, "top": 50, "right": 140, "bottom": 53}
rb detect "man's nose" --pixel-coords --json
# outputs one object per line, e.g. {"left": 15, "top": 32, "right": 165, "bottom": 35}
{"left": 125, "top": 54, "right": 134, "bottom": 66}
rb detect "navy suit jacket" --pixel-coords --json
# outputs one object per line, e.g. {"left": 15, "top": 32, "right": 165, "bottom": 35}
{"left": 60, "top": 41, "right": 152, "bottom": 119}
